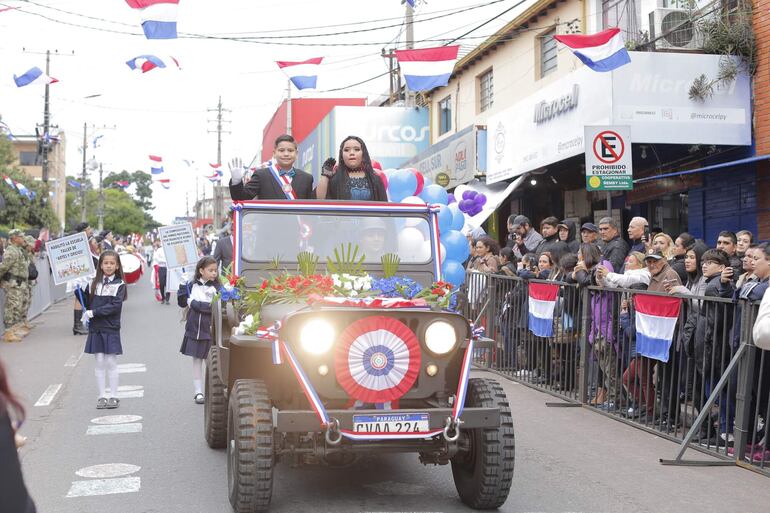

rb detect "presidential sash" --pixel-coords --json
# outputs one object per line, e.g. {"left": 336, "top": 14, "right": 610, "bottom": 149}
{"left": 268, "top": 163, "right": 296, "bottom": 200}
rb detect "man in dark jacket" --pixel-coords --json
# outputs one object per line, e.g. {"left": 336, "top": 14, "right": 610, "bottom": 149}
{"left": 716, "top": 231, "right": 743, "bottom": 278}
{"left": 557, "top": 219, "right": 580, "bottom": 254}
{"left": 536, "top": 216, "right": 570, "bottom": 263}
{"left": 598, "top": 217, "right": 629, "bottom": 273}
{"left": 212, "top": 229, "right": 233, "bottom": 272}
{"left": 627, "top": 216, "right": 649, "bottom": 254}
{"left": 670, "top": 232, "right": 695, "bottom": 284}
{"left": 229, "top": 134, "right": 314, "bottom": 200}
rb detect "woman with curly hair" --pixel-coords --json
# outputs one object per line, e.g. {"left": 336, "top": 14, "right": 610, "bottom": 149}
{"left": 316, "top": 136, "right": 388, "bottom": 201}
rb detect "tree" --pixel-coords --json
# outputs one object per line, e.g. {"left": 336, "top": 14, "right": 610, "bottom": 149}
{"left": 65, "top": 188, "right": 147, "bottom": 234}
{"left": 104, "top": 170, "right": 154, "bottom": 211}
{"left": 0, "top": 137, "right": 59, "bottom": 230}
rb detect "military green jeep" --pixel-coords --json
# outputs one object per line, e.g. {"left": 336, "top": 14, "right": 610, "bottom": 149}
{"left": 205, "top": 201, "right": 514, "bottom": 512}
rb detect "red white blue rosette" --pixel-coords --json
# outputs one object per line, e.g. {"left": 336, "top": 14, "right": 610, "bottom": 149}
{"left": 335, "top": 316, "right": 420, "bottom": 404}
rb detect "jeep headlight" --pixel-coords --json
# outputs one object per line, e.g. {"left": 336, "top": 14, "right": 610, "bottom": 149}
{"left": 300, "top": 319, "right": 335, "bottom": 355}
{"left": 424, "top": 321, "right": 457, "bottom": 355}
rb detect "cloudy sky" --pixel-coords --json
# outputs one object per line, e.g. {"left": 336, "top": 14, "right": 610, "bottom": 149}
{"left": 0, "top": 0, "right": 527, "bottom": 224}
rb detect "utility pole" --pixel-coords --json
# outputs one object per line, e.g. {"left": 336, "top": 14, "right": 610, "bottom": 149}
{"left": 286, "top": 81, "right": 292, "bottom": 136}
{"left": 405, "top": 2, "right": 415, "bottom": 107}
{"left": 208, "top": 96, "right": 230, "bottom": 230}
{"left": 381, "top": 48, "right": 398, "bottom": 105}
{"left": 42, "top": 50, "right": 51, "bottom": 183}
{"left": 97, "top": 163, "right": 104, "bottom": 231}
{"left": 81, "top": 122, "right": 87, "bottom": 222}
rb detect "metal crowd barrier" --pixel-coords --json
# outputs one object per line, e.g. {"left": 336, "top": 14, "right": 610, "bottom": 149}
{"left": 462, "top": 270, "right": 770, "bottom": 476}
{"left": 0, "top": 256, "right": 67, "bottom": 334}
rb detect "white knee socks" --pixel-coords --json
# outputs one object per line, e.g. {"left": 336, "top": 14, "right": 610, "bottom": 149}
{"left": 94, "top": 353, "right": 107, "bottom": 398}
{"left": 106, "top": 354, "right": 119, "bottom": 398}
{"left": 94, "top": 353, "right": 119, "bottom": 398}
{"left": 193, "top": 357, "right": 204, "bottom": 395}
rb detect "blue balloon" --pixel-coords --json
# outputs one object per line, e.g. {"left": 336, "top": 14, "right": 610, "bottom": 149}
{"left": 436, "top": 204, "right": 453, "bottom": 234}
{"left": 419, "top": 184, "right": 449, "bottom": 205}
{"left": 442, "top": 229, "right": 470, "bottom": 263}
{"left": 448, "top": 204, "right": 465, "bottom": 231}
{"left": 388, "top": 169, "right": 417, "bottom": 203}
{"left": 423, "top": 176, "right": 433, "bottom": 187}
{"left": 442, "top": 259, "right": 466, "bottom": 287}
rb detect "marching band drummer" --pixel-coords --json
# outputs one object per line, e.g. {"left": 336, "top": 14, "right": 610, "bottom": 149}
{"left": 228, "top": 134, "right": 314, "bottom": 201}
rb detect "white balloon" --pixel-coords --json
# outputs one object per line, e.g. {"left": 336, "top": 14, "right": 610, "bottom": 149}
{"left": 401, "top": 195, "right": 425, "bottom": 205}
{"left": 453, "top": 184, "right": 469, "bottom": 202}
{"left": 419, "top": 240, "right": 446, "bottom": 263}
{"left": 398, "top": 227, "right": 426, "bottom": 260}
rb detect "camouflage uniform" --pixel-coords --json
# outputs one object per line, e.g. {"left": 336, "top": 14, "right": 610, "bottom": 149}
{"left": 0, "top": 230, "right": 30, "bottom": 335}
{"left": 21, "top": 235, "right": 36, "bottom": 328}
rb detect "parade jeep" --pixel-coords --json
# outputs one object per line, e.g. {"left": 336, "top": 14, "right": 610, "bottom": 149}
{"left": 205, "top": 200, "right": 514, "bottom": 513}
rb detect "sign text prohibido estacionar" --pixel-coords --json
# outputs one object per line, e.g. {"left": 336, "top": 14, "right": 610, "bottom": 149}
{"left": 584, "top": 125, "right": 633, "bottom": 191}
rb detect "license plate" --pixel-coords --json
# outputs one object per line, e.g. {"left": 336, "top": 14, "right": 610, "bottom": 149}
{"left": 352, "top": 413, "right": 430, "bottom": 433}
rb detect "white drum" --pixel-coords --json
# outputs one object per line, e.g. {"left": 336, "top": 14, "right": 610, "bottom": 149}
{"left": 120, "top": 253, "right": 143, "bottom": 284}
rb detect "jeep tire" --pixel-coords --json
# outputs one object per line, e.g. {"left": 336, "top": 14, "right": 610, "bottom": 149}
{"left": 204, "top": 347, "right": 227, "bottom": 448}
{"left": 227, "top": 379, "right": 274, "bottom": 513}
{"left": 450, "top": 378, "right": 515, "bottom": 509}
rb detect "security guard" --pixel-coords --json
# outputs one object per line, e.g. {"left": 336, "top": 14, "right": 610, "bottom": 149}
{"left": 20, "top": 235, "right": 37, "bottom": 332}
{"left": 0, "top": 230, "right": 30, "bottom": 342}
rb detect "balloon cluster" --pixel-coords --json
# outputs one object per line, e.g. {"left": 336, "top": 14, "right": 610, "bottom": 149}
{"left": 458, "top": 190, "right": 486, "bottom": 217}
{"left": 380, "top": 167, "right": 469, "bottom": 288}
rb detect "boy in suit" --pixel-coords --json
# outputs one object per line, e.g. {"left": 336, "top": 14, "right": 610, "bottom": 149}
{"left": 229, "top": 134, "right": 314, "bottom": 200}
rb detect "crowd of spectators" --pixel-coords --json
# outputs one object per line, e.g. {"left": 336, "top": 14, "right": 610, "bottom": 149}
{"left": 466, "top": 214, "right": 770, "bottom": 457}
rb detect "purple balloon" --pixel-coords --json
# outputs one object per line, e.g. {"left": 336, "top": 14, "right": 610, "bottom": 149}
{"left": 462, "top": 190, "right": 475, "bottom": 200}
{"left": 447, "top": 193, "right": 456, "bottom": 204}
{"left": 475, "top": 194, "right": 487, "bottom": 206}
{"left": 459, "top": 199, "right": 474, "bottom": 213}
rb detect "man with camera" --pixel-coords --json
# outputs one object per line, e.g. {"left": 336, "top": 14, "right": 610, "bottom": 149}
{"left": 509, "top": 215, "right": 544, "bottom": 260}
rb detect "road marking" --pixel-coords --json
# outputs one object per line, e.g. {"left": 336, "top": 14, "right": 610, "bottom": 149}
{"left": 66, "top": 477, "right": 140, "bottom": 497}
{"left": 115, "top": 385, "right": 144, "bottom": 399}
{"left": 91, "top": 415, "right": 142, "bottom": 425}
{"left": 117, "top": 363, "right": 146, "bottom": 374}
{"left": 64, "top": 352, "right": 84, "bottom": 367}
{"left": 34, "top": 384, "right": 62, "bottom": 407}
{"left": 75, "top": 463, "right": 140, "bottom": 479}
{"left": 87, "top": 423, "right": 142, "bottom": 435}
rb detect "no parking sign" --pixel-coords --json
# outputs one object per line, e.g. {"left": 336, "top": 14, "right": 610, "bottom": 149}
{"left": 584, "top": 126, "right": 633, "bottom": 191}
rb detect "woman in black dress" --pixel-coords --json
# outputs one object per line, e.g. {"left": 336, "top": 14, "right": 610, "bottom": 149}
{"left": 315, "top": 135, "right": 387, "bottom": 201}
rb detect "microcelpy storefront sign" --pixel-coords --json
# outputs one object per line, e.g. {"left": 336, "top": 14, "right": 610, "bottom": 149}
{"left": 533, "top": 84, "right": 579, "bottom": 124}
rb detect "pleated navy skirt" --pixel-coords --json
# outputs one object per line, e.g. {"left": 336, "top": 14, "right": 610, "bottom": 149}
{"left": 180, "top": 336, "right": 211, "bottom": 359}
{"left": 85, "top": 331, "right": 123, "bottom": 355}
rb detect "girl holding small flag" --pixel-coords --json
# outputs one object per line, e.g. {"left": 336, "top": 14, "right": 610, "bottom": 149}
{"left": 177, "top": 256, "right": 221, "bottom": 404}
{"left": 81, "top": 250, "right": 127, "bottom": 410}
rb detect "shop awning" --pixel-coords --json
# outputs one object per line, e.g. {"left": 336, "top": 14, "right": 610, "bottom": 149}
{"left": 455, "top": 174, "right": 527, "bottom": 232}
{"left": 634, "top": 154, "right": 770, "bottom": 184}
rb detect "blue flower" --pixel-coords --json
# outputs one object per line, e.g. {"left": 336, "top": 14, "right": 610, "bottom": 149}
{"left": 220, "top": 288, "right": 241, "bottom": 302}
{"left": 371, "top": 276, "right": 422, "bottom": 299}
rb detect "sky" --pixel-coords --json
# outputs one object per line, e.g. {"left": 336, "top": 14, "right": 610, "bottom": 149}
{"left": 0, "top": 0, "right": 529, "bottom": 225}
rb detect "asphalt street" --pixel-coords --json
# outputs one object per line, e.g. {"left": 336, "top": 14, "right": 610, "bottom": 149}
{"left": 2, "top": 274, "right": 770, "bottom": 513}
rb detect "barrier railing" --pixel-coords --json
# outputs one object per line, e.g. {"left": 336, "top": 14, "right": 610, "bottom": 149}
{"left": 462, "top": 270, "right": 770, "bottom": 475}
{"left": 0, "top": 256, "right": 68, "bottom": 334}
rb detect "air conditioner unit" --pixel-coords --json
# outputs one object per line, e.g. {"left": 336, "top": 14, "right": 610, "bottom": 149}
{"left": 649, "top": 8, "right": 703, "bottom": 50}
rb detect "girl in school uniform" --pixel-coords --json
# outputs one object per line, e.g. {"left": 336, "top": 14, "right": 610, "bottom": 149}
{"left": 81, "top": 250, "right": 127, "bottom": 410}
{"left": 177, "top": 256, "right": 220, "bottom": 404}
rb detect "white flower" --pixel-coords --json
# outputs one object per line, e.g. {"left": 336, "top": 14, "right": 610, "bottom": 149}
{"left": 233, "top": 326, "right": 244, "bottom": 336}
{"left": 349, "top": 290, "right": 358, "bottom": 297}
{"left": 224, "top": 283, "right": 233, "bottom": 292}
{"left": 244, "top": 314, "right": 254, "bottom": 325}
{"left": 343, "top": 281, "right": 353, "bottom": 290}
{"left": 362, "top": 281, "right": 372, "bottom": 291}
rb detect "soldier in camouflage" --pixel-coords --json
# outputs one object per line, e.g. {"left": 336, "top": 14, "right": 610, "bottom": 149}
{"left": 0, "top": 229, "right": 30, "bottom": 342}
{"left": 21, "top": 235, "right": 37, "bottom": 332}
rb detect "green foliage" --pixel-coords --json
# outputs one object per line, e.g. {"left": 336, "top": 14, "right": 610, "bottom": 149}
{"left": 0, "top": 138, "right": 59, "bottom": 230}
{"left": 381, "top": 253, "right": 401, "bottom": 278}
{"left": 104, "top": 170, "right": 154, "bottom": 211}
{"left": 297, "top": 251, "right": 319, "bottom": 276}
{"left": 326, "top": 243, "right": 366, "bottom": 276}
{"left": 64, "top": 188, "right": 147, "bottom": 233}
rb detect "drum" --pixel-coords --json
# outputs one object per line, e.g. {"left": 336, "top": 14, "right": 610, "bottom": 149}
{"left": 120, "top": 253, "right": 143, "bottom": 284}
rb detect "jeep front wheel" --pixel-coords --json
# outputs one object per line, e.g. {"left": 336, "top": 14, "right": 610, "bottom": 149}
{"left": 450, "top": 378, "right": 515, "bottom": 509}
{"left": 227, "top": 379, "right": 274, "bottom": 513}
{"left": 204, "top": 347, "right": 227, "bottom": 448}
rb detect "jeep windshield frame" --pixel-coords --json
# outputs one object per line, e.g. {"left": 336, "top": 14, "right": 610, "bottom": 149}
{"left": 231, "top": 200, "right": 442, "bottom": 287}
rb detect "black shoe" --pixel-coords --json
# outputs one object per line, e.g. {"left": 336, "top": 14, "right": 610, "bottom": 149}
{"left": 73, "top": 311, "right": 88, "bottom": 335}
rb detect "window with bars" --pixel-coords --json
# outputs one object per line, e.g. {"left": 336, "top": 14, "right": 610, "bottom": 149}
{"left": 438, "top": 96, "right": 452, "bottom": 136}
{"left": 540, "top": 29, "right": 558, "bottom": 78}
{"left": 478, "top": 69, "right": 494, "bottom": 113}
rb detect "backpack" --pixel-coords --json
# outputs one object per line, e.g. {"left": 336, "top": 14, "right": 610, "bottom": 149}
{"left": 28, "top": 262, "right": 38, "bottom": 281}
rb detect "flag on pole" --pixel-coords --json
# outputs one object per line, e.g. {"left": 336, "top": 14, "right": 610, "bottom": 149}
{"left": 276, "top": 57, "right": 323, "bottom": 90}
{"left": 13, "top": 66, "right": 58, "bottom": 87}
{"left": 155, "top": 178, "right": 171, "bottom": 189}
{"left": 115, "top": 180, "right": 130, "bottom": 189}
{"left": 634, "top": 294, "right": 681, "bottom": 362}
{"left": 553, "top": 27, "right": 631, "bottom": 72}
{"left": 405, "top": 0, "right": 416, "bottom": 7}
{"left": 14, "top": 181, "right": 31, "bottom": 199}
{"left": 394, "top": 46, "right": 460, "bottom": 91}
{"left": 125, "top": 0, "right": 179, "bottom": 39}
{"left": 0, "top": 120, "right": 13, "bottom": 140}
{"left": 3, "top": 176, "right": 17, "bottom": 189}
{"left": 68, "top": 180, "right": 82, "bottom": 188}
{"left": 209, "top": 163, "right": 223, "bottom": 177}
{"left": 149, "top": 155, "right": 164, "bottom": 174}
{"left": 92, "top": 134, "right": 104, "bottom": 148}
{"left": 527, "top": 282, "right": 560, "bottom": 338}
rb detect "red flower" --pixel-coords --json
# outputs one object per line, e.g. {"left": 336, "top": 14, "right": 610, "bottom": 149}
{"left": 228, "top": 274, "right": 240, "bottom": 286}
{"left": 260, "top": 280, "right": 268, "bottom": 290}
{"left": 431, "top": 288, "right": 444, "bottom": 296}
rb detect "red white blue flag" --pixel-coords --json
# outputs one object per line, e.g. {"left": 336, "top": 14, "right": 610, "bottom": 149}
{"left": 554, "top": 27, "right": 631, "bottom": 73}
{"left": 125, "top": 0, "right": 179, "bottom": 40}
{"left": 394, "top": 45, "right": 459, "bottom": 91}
{"left": 149, "top": 155, "right": 164, "bottom": 175}
{"left": 276, "top": 57, "right": 323, "bottom": 90}
{"left": 126, "top": 55, "right": 180, "bottom": 73}
{"left": 155, "top": 178, "right": 171, "bottom": 189}
{"left": 528, "top": 282, "right": 560, "bottom": 338}
{"left": 634, "top": 294, "right": 681, "bottom": 362}
{"left": 13, "top": 66, "right": 58, "bottom": 87}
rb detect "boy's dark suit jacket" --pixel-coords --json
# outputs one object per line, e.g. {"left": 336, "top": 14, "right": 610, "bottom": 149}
{"left": 229, "top": 167, "right": 314, "bottom": 200}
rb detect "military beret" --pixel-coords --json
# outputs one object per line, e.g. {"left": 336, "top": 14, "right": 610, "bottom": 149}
{"left": 8, "top": 229, "right": 24, "bottom": 237}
